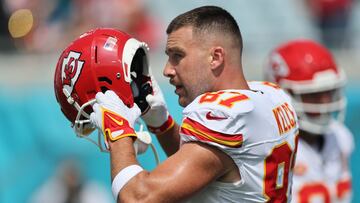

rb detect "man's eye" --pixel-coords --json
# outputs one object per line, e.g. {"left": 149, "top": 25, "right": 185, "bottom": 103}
{"left": 173, "top": 53, "right": 182, "bottom": 60}
{"left": 169, "top": 53, "right": 183, "bottom": 64}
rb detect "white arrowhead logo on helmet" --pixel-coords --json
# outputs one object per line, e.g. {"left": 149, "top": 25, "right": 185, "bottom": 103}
{"left": 270, "top": 52, "right": 289, "bottom": 78}
{"left": 61, "top": 51, "right": 85, "bottom": 95}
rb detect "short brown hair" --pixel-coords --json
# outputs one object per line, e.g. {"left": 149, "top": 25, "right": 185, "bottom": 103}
{"left": 166, "top": 6, "right": 243, "bottom": 51}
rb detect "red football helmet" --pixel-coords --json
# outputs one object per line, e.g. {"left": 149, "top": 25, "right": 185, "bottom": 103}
{"left": 265, "top": 39, "right": 347, "bottom": 135}
{"left": 54, "top": 28, "right": 152, "bottom": 150}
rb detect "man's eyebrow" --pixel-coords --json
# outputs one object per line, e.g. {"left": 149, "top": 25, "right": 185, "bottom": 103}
{"left": 165, "top": 47, "right": 185, "bottom": 55}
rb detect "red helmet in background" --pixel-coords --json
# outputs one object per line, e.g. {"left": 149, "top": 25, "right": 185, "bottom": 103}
{"left": 54, "top": 28, "right": 152, "bottom": 146}
{"left": 264, "top": 39, "right": 347, "bottom": 135}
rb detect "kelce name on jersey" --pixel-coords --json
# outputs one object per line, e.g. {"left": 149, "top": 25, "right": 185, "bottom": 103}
{"left": 272, "top": 102, "right": 297, "bottom": 135}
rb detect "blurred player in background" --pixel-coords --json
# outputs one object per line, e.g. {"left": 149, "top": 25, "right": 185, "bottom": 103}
{"left": 30, "top": 159, "right": 112, "bottom": 203}
{"left": 265, "top": 39, "right": 354, "bottom": 203}
{"left": 54, "top": 6, "right": 299, "bottom": 202}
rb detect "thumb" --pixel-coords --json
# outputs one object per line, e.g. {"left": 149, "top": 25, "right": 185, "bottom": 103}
{"left": 131, "top": 103, "right": 142, "bottom": 118}
{"left": 145, "top": 94, "right": 156, "bottom": 107}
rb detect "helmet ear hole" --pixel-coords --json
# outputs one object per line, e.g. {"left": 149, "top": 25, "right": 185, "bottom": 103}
{"left": 100, "top": 86, "right": 109, "bottom": 93}
{"left": 98, "top": 77, "right": 112, "bottom": 93}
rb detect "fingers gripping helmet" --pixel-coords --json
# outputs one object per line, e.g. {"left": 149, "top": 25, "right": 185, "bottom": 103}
{"left": 265, "top": 39, "right": 347, "bottom": 135}
{"left": 54, "top": 28, "right": 153, "bottom": 149}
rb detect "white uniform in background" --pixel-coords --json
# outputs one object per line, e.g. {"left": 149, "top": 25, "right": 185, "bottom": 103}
{"left": 291, "top": 121, "right": 353, "bottom": 203}
{"left": 263, "top": 39, "right": 354, "bottom": 203}
{"left": 180, "top": 81, "right": 299, "bottom": 203}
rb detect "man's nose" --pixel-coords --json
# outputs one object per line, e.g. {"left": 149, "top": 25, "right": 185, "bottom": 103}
{"left": 163, "top": 62, "right": 175, "bottom": 78}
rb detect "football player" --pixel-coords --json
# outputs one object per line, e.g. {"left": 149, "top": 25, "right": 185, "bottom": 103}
{"left": 265, "top": 39, "right": 354, "bottom": 203}
{"left": 54, "top": 6, "right": 299, "bottom": 202}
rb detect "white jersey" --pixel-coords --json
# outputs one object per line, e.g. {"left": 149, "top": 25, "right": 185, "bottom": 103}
{"left": 291, "top": 121, "right": 354, "bottom": 203}
{"left": 180, "top": 81, "right": 299, "bottom": 203}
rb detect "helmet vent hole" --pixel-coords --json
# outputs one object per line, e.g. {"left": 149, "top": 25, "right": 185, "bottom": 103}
{"left": 94, "top": 46, "right": 98, "bottom": 63}
{"left": 98, "top": 77, "right": 112, "bottom": 85}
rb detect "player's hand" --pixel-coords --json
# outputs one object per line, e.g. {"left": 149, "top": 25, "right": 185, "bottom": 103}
{"left": 90, "top": 90, "right": 141, "bottom": 149}
{"left": 141, "top": 75, "right": 174, "bottom": 134}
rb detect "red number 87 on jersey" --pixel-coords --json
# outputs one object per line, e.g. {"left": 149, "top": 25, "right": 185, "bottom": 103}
{"left": 199, "top": 91, "right": 249, "bottom": 108}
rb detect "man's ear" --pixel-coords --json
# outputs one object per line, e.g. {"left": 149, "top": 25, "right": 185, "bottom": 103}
{"left": 210, "top": 46, "right": 224, "bottom": 70}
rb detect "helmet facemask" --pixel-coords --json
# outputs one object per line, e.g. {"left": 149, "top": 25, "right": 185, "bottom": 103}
{"left": 288, "top": 86, "right": 347, "bottom": 135}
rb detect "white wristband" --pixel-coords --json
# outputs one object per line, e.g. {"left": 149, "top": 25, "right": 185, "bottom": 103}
{"left": 111, "top": 165, "right": 144, "bottom": 200}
